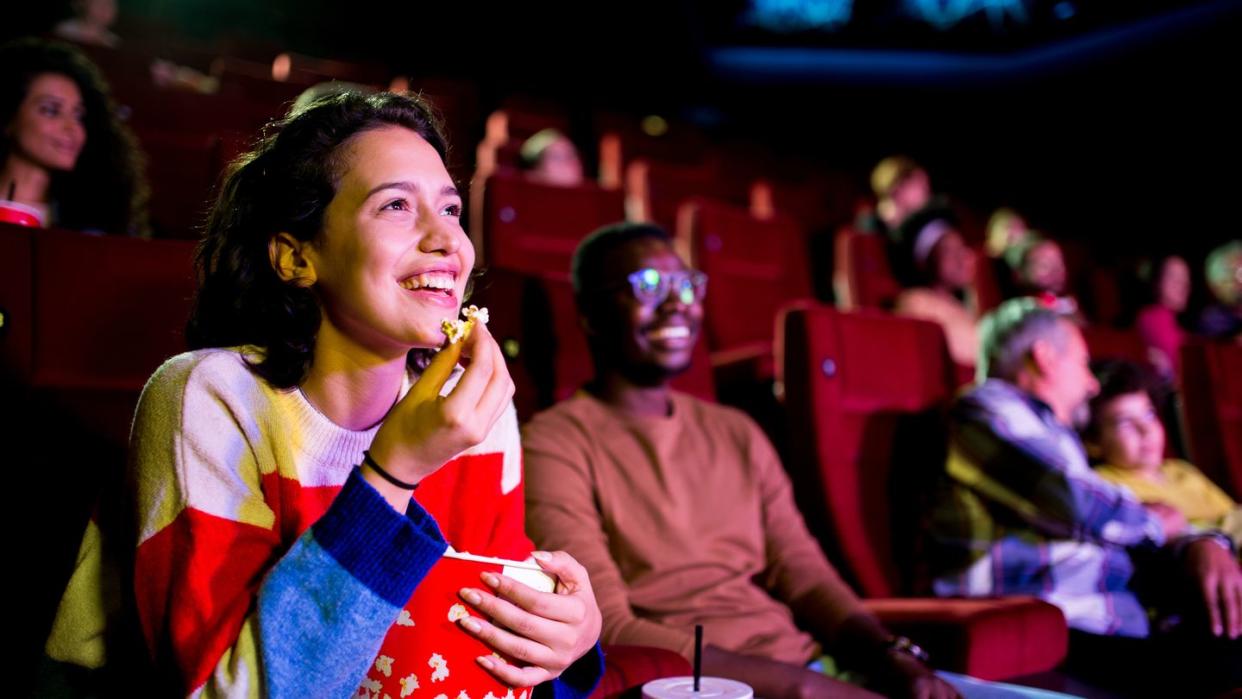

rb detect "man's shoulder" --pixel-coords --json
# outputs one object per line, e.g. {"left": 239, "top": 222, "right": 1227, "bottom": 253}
{"left": 953, "top": 380, "right": 1053, "bottom": 440}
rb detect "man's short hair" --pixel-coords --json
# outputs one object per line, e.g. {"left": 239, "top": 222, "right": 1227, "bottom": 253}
{"left": 570, "top": 221, "right": 671, "bottom": 313}
{"left": 870, "top": 155, "right": 923, "bottom": 200}
{"left": 977, "top": 297, "right": 1076, "bottom": 383}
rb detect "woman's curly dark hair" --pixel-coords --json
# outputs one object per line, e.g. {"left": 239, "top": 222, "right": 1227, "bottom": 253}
{"left": 187, "top": 90, "right": 451, "bottom": 389}
{"left": 0, "top": 38, "right": 148, "bottom": 236}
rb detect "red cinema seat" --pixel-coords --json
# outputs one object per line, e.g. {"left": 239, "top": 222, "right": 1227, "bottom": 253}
{"left": 590, "top": 645, "right": 692, "bottom": 698}
{"left": 477, "top": 172, "right": 625, "bottom": 277}
{"left": 778, "top": 304, "right": 1067, "bottom": 679}
{"left": 678, "top": 199, "right": 813, "bottom": 379}
{"left": 0, "top": 224, "right": 34, "bottom": 381}
{"left": 626, "top": 159, "right": 751, "bottom": 233}
{"left": 834, "top": 227, "right": 902, "bottom": 311}
{"left": 1080, "top": 326, "right": 1150, "bottom": 367}
{"left": 137, "top": 129, "right": 222, "bottom": 239}
{"left": 32, "top": 229, "right": 196, "bottom": 391}
{"left": 1180, "top": 340, "right": 1242, "bottom": 499}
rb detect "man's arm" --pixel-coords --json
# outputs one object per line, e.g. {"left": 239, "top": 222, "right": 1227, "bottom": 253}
{"left": 523, "top": 420, "right": 698, "bottom": 659}
{"left": 950, "top": 392, "right": 1164, "bottom": 547}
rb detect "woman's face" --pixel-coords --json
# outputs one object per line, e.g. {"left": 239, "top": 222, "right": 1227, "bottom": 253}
{"left": 532, "top": 136, "right": 583, "bottom": 187}
{"left": 1023, "top": 240, "right": 1067, "bottom": 295}
{"left": 7, "top": 73, "right": 86, "bottom": 173}
{"left": 931, "top": 229, "right": 976, "bottom": 291}
{"left": 1156, "top": 256, "right": 1190, "bottom": 312}
{"left": 303, "top": 125, "right": 474, "bottom": 356}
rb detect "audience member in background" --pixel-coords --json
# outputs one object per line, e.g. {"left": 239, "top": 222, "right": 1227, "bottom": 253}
{"left": 893, "top": 206, "right": 980, "bottom": 369}
{"left": 53, "top": 0, "right": 121, "bottom": 48}
{"left": 1003, "top": 233, "right": 1069, "bottom": 302}
{"left": 42, "top": 92, "right": 601, "bottom": 697}
{"left": 523, "top": 222, "right": 1081, "bottom": 699}
{"left": 984, "top": 207, "right": 1029, "bottom": 260}
{"left": 1085, "top": 360, "right": 1242, "bottom": 544}
{"left": 1133, "top": 254, "right": 1191, "bottom": 377}
{"left": 1198, "top": 240, "right": 1242, "bottom": 341}
{"left": 0, "top": 38, "right": 147, "bottom": 235}
{"left": 928, "top": 297, "right": 1241, "bottom": 697}
{"left": 856, "top": 155, "right": 932, "bottom": 237}
{"left": 519, "top": 128, "right": 584, "bottom": 187}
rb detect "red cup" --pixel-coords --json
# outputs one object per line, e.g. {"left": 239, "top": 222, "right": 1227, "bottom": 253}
{"left": 0, "top": 200, "right": 45, "bottom": 228}
{"left": 356, "top": 550, "right": 555, "bottom": 699}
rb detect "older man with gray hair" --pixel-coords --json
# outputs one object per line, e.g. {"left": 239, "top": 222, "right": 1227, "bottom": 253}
{"left": 928, "top": 297, "right": 1241, "bottom": 695}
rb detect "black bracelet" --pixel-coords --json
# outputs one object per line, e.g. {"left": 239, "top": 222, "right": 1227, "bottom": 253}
{"left": 362, "top": 450, "right": 420, "bottom": 490}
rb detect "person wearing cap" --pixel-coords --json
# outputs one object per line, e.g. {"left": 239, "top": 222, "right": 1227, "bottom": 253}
{"left": 893, "top": 206, "right": 980, "bottom": 369}
{"left": 927, "top": 297, "right": 1242, "bottom": 696}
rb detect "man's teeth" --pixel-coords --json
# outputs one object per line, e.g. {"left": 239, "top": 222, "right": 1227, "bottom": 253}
{"left": 648, "top": 326, "right": 690, "bottom": 339}
{"left": 399, "top": 272, "right": 455, "bottom": 291}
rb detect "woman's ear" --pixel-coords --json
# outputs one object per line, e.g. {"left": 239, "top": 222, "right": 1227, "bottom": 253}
{"left": 268, "top": 232, "right": 317, "bottom": 287}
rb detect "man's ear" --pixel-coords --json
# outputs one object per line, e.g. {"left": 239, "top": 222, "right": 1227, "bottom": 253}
{"left": 1028, "top": 337, "right": 1057, "bottom": 377}
{"left": 268, "top": 232, "right": 317, "bottom": 287}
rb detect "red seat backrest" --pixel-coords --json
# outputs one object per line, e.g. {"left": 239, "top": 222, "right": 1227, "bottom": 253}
{"left": 679, "top": 199, "right": 812, "bottom": 362}
{"left": 1081, "top": 326, "right": 1150, "bottom": 367}
{"left": 479, "top": 172, "right": 625, "bottom": 277}
{"left": 1180, "top": 340, "right": 1242, "bottom": 499}
{"left": 0, "top": 224, "right": 34, "bottom": 380}
{"left": 779, "top": 304, "right": 956, "bottom": 597}
{"left": 629, "top": 160, "right": 751, "bottom": 233}
{"left": 31, "top": 229, "right": 197, "bottom": 390}
{"left": 835, "top": 227, "right": 902, "bottom": 311}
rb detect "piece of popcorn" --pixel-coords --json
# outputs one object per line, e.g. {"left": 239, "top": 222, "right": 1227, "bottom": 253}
{"left": 428, "top": 653, "right": 449, "bottom": 682}
{"left": 504, "top": 690, "right": 515, "bottom": 699}
{"left": 462, "top": 305, "right": 489, "bottom": 325}
{"left": 399, "top": 674, "right": 419, "bottom": 698}
{"left": 396, "top": 610, "right": 415, "bottom": 627}
{"left": 374, "top": 655, "right": 394, "bottom": 677}
{"left": 518, "top": 691, "right": 528, "bottom": 699}
{"left": 457, "top": 692, "right": 471, "bottom": 699}
{"left": 434, "top": 695, "right": 448, "bottom": 699}
{"left": 359, "top": 677, "right": 382, "bottom": 693}
{"left": 485, "top": 693, "right": 499, "bottom": 699}
{"left": 441, "top": 305, "right": 490, "bottom": 344}
{"left": 447, "top": 603, "right": 470, "bottom": 622}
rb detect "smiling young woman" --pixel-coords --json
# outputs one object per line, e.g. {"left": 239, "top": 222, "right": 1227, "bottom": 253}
{"left": 44, "top": 91, "right": 602, "bottom": 697}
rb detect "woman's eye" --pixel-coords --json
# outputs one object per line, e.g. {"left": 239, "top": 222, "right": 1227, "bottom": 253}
{"left": 381, "top": 199, "right": 409, "bottom": 211}
{"left": 441, "top": 203, "right": 462, "bottom": 217}
{"left": 39, "top": 103, "right": 61, "bottom": 118}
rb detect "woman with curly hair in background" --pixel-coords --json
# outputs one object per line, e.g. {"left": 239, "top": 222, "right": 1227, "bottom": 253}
{"left": 0, "top": 38, "right": 148, "bottom": 235}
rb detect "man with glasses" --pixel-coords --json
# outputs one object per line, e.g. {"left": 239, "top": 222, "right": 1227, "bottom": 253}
{"left": 522, "top": 223, "right": 960, "bottom": 699}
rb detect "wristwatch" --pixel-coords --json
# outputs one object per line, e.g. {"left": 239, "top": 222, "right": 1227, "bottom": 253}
{"left": 883, "top": 635, "right": 931, "bottom": 664}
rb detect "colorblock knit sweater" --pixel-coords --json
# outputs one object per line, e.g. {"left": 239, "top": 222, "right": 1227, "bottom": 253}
{"left": 45, "top": 348, "right": 602, "bottom": 697}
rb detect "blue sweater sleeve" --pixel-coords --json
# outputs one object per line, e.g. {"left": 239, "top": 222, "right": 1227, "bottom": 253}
{"left": 536, "top": 642, "right": 605, "bottom": 699}
{"left": 257, "top": 467, "right": 447, "bottom": 698}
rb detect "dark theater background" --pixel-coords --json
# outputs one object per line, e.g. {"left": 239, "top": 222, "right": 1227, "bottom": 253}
{"left": 5, "top": 1, "right": 1242, "bottom": 696}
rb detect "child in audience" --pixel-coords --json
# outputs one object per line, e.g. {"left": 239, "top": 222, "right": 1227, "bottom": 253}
{"left": 1085, "top": 359, "right": 1242, "bottom": 544}
{"left": 43, "top": 91, "right": 601, "bottom": 697}
{"left": 0, "top": 38, "right": 147, "bottom": 234}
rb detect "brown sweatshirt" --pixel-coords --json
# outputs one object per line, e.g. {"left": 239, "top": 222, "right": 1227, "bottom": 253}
{"left": 523, "top": 391, "right": 864, "bottom": 664}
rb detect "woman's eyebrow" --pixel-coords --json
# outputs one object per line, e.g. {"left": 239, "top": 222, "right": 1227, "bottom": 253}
{"left": 364, "top": 181, "right": 460, "bottom": 200}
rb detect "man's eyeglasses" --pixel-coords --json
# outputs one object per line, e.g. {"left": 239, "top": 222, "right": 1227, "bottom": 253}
{"left": 624, "top": 268, "right": 708, "bottom": 306}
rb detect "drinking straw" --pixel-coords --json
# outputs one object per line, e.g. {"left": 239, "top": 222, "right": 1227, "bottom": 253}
{"left": 693, "top": 624, "right": 703, "bottom": 692}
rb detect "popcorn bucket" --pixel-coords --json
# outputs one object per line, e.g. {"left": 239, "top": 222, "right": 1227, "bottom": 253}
{"left": 355, "top": 550, "right": 555, "bottom": 699}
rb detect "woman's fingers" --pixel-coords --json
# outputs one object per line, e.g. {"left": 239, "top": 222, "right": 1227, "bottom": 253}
{"left": 474, "top": 653, "right": 554, "bottom": 689}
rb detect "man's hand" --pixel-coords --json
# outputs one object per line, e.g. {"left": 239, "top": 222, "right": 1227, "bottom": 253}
{"left": 1146, "top": 502, "right": 1188, "bottom": 538}
{"left": 457, "top": 550, "right": 602, "bottom": 686}
{"left": 1186, "top": 538, "right": 1242, "bottom": 639}
{"left": 875, "top": 650, "right": 960, "bottom": 699}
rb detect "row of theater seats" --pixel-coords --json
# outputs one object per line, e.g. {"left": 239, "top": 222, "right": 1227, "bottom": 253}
{"left": 6, "top": 222, "right": 1242, "bottom": 684}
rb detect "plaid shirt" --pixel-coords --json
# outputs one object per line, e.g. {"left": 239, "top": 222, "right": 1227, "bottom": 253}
{"left": 929, "top": 379, "right": 1167, "bottom": 638}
